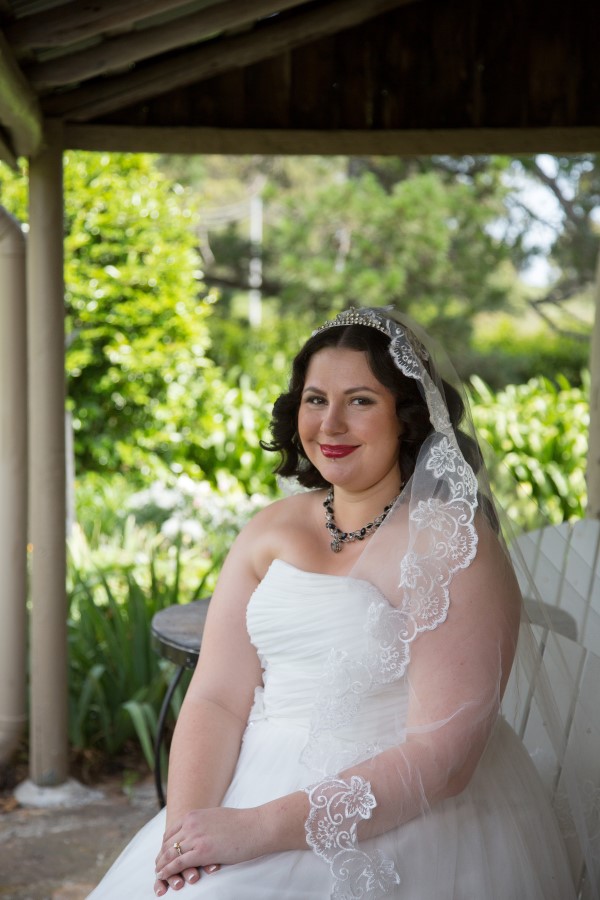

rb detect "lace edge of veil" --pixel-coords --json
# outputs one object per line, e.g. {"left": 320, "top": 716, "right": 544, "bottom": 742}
{"left": 301, "top": 318, "right": 480, "bottom": 898}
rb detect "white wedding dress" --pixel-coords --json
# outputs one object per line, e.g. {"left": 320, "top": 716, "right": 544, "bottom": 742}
{"left": 89, "top": 559, "right": 576, "bottom": 899}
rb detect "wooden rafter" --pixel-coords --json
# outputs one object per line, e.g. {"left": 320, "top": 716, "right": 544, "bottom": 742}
{"left": 4, "top": 0, "right": 194, "bottom": 50}
{"left": 62, "top": 123, "right": 600, "bottom": 157}
{"left": 42, "top": 0, "right": 419, "bottom": 121}
{"left": 0, "top": 31, "right": 42, "bottom": 157}
{"left": 26, "top": 0, "right": 307, "bottom": 89}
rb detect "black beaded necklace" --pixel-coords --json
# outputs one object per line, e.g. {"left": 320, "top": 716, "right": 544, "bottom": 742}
{"left": 323, "top": 487, "right": 401, "bottom": 553}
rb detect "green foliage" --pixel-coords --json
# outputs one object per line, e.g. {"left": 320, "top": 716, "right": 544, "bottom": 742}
{"left": 470, "top": 317, "right": 590, "bottom": 388}
{"left": 0, "top": 160, "right": 27, "bottom": 215}
{"left": 68, "top": 535, "right": 194, "bottom": 768}
{"left": 470, "top": 374, "right": 588, "bottom": 528}
{"left": 62, "top": 152, "right": 216, "bottom": 475}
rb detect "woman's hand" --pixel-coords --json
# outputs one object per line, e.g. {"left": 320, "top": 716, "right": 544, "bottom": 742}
{"left": 154, "top": 864, "right": 219, "bottom": 896}
{"left": 155, "top": 807, "right": 265, "bottom": 885}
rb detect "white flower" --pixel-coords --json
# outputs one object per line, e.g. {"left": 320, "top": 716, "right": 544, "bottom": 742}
{"left": 180, "top": 519, "right": 204, "bottom": 541}
{"left": 149, "top": 483, "right": 181, "bottom": 510}
{"left": 160, "top": 517, "right": 182, "bottom": 540}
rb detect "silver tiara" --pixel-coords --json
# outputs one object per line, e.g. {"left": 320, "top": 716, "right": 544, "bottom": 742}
{"left": 312, "top": 307, "right": 390, "bottom": 336}
{"left": 312, "top": 306, "right": 430, "bottom": 363}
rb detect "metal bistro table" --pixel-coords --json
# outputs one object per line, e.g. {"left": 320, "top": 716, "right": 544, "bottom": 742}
{"left": 151, "top": 598, "right": 211, "bottom": 807}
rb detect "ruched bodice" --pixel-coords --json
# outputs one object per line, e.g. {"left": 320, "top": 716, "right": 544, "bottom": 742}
{"left": 246, "top": 559, "right": 409, "bottom": 755}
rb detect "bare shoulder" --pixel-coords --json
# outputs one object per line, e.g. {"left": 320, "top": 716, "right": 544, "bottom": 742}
{"left": 231, "top": 489, "right": 324, "bottom": 579}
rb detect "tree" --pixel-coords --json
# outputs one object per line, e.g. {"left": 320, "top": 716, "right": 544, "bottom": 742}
{"left": 503, "top": 154, "right": 600, "bottom": 337}
{"left": 170, "top": 155, "right": 515, "bottom": 365}
{"left": 61, "top": 152, "right": 219, "bottom": 475}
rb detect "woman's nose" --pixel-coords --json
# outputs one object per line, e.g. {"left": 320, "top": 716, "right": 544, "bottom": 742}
{"left": 322, "top": 404, "right": 347, "bottom": 434}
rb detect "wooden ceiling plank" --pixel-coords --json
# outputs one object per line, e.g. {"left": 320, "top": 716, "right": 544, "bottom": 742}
{"left": 0, "top": 31, "right": 43, "bottom": 157}
{"left": 43, "top": 0, "right": 420, "bottom": 120}
{"left": 5, "top": 0, "right": 197, "bottom": 51}
{"left": 27, "top": 0, "right": 308, "bottom": 89}
{"left": 62, "top": 122, "right": 600, "bottom": 156}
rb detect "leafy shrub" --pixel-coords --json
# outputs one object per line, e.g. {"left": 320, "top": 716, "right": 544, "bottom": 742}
{"left": 469, "top": 374, "right": 588, "bottom": 529}
{"left": 68, "top": 531, "right": 191, "bottom": 769}
{"left": 470, "top": 318, "right": 590, "bottom": 388}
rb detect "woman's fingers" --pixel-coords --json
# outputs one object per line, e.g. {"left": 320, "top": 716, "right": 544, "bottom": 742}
{"left": 153, "top": 868, "right": 202, "bottom": 896}
{"left": 183, "top": 867, "right": 201, "bottom": 883}
{"left": 154, "top": 877, "right": 169, "bottom": 896}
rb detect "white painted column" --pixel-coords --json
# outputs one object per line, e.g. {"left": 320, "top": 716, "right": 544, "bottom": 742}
{"left": 0, "top": 207, "right": 28, "bottom": 764}
{"left": 27, "top": 121, "right": 68, "bottom": 785}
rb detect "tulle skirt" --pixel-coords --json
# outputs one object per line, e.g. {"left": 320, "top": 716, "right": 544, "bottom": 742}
{"left": 88, "top": 716, "right": 576, "bottom": 899}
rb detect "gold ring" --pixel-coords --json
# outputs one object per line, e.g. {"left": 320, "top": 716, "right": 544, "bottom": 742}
{"left": 173, "top": 841, "right": 182, "bottom": 856}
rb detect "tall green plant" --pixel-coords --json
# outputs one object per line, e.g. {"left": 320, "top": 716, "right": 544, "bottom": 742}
{"left": 470, "top": 374, "right": 588, "bottom": 528}
{"left": 68, "top": 544, "right": 199, "bottom": 768}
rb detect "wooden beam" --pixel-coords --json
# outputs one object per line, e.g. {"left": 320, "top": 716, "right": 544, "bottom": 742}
{"left": 62, "top": 123, "right": 600, "bottom": 156}
{"left": 4, "top": 0, "right": 194, "bottom": 51}
{"left": 0, "top": 31, "right": 43, "bottom": 157}
{"left": 27, "top": 0, "right": 307, "bottom": 89}
{"left": 42, "top": 0, "right": 418, "bottom": 121}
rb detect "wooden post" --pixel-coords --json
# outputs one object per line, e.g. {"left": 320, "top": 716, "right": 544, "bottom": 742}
{"left": 0, "top": 208, "right": 28, "bottom": 764}
{"left": 27, "top": 120, "right": 68, "bottom": 785}
{"left": 586, "top": 246, "right": 600, "bottom": 519}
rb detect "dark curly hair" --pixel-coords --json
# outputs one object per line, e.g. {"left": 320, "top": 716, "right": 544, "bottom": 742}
{"left": 262, "top": 323, "right": 482, "bottom": 491}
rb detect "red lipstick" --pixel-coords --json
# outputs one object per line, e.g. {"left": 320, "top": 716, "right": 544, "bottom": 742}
{"left": 320, "top": 444, "right": 358, "bottom": 459}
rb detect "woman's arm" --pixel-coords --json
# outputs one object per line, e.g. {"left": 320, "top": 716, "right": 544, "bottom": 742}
{"left": 154, "top": 514, "right": 268, "bottom": 893}
{"left": 165, "top": 534, "right": 264, "bottom": 826}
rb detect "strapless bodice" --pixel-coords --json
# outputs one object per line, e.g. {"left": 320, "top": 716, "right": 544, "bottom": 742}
{"left": 246, "top": 559, "right": 409, "bottom": 750}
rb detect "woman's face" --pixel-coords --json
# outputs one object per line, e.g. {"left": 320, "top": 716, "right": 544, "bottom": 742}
{"left": 298, "top": 347, "right": 402, "bottom": 494}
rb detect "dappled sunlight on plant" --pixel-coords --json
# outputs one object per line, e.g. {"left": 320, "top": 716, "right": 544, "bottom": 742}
{"left": 470, "top": 373, "right": 588, "bottom": 529}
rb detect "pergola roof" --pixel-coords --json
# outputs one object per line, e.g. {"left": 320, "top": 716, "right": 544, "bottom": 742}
{"left": 0, "top": 0, "right": 599, "bottom": 167}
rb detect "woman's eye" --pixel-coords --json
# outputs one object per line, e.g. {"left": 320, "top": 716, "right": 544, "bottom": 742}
{"left": 351, "top": 397, "right": 374, "bottom": 406}
{"left": 305, "top": 395, "right": 325, "bottom": 405}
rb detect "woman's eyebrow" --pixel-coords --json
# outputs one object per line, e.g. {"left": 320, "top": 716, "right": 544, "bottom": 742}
{"left": 302, "top": 385, "right": 380, "bottom": 395}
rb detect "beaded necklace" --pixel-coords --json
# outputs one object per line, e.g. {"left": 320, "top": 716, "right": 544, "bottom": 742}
{"left": 323, "top": 487, "right": 400, "bottom": 553}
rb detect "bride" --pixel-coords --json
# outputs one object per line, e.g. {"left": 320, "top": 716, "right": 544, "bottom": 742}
{"left": 89, "top": 307, "right": 582, "bottom": 899}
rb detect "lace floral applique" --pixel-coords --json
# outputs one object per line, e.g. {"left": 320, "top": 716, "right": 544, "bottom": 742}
{"left": 305, "top": 776, "right": 400, "bottom": 899}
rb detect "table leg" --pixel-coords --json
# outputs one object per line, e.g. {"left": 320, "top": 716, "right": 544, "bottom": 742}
{"left": 154, "top": 664, "right": 185, "bottom": 808}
